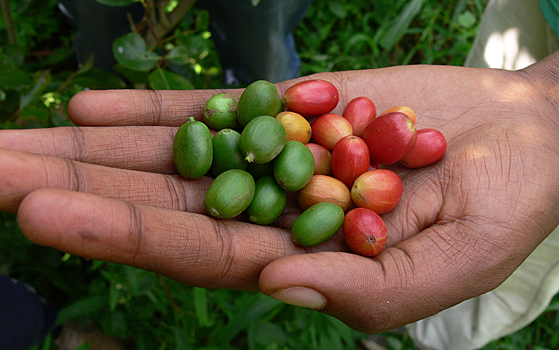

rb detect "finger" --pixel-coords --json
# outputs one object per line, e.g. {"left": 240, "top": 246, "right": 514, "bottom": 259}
{"left": 18, "top": 189, "right": 347, "bottom": 291}
{"left": 66, "top": 68, "right": 514, "bottom": 139}
{"left": 68, "top": 89, "right": 240, "bottom": 126}
{"left": 0, "top": 148, "right": 209, "bottom": 213}
{"left": 66, "top": 77, "right": 327, "bottom": 127}
{"left": 0, "top": 126, "right": 177, "bottom": 173}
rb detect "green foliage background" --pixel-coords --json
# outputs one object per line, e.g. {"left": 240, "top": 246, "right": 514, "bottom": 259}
{"left": 1, "top": 0, "right": 558, "bottom": 349}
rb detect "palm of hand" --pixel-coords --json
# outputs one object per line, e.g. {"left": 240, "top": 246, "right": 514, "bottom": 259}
{"left": 1, "top": 64, "right": 558, "bottom": 332}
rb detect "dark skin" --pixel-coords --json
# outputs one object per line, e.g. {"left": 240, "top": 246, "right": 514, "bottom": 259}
{"left": 1, "top": 51, "right": 559, "bottom": 333}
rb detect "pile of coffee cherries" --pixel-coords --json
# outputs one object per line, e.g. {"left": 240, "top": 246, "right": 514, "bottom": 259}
{"left": 173, "top": 79, "right": 447, "bottom": 257}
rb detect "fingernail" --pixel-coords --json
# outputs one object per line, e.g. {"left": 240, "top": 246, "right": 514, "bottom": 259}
{"left": 269, "top": 287, "right": 326, "bottom": 310}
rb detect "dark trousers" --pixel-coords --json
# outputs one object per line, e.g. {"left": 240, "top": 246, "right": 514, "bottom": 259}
{"left": 0, "top": 276, "right": 59, "bottom": 350}
{"left": 58, "top": 0, "right": 312, "bottom": 84}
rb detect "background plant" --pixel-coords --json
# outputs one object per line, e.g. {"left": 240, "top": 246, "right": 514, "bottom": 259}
{"left": 1, "top": 0, "right": 558, "bottom": 349}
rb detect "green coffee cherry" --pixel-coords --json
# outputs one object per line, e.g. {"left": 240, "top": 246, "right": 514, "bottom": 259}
{"left": 204, "top": 169, "right": 255, "bottom": 219}
{"left": 291, "top": 202, "right": 345, "bottom": 247}
{"left": 211, "top": 129, "right": 248, "bottom": 177}
{"left": 246, "top": 176, "right": 287, "bottom": 225}
{"left": 273, "top": 140, "right": 315, "bottom": 191}
{"left": 203, "top": 93, "right": 239, "bottom": 130}
{"left": 237, "top": 80, "right": 283, "bottom": 127}
{"left": 240, "top": 115, "right": 286, "bottom": 164}
{"left": 173, "top": 117, "right": 213, "bottom": 180}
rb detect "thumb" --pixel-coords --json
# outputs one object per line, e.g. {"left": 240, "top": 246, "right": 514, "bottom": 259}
{"left": 258, "top": 229, "right": 505, "bottom": 333}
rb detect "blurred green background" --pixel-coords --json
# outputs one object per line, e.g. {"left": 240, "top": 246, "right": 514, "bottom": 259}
{"left": 1, "top": 0, "right": 558, "bottom": 349}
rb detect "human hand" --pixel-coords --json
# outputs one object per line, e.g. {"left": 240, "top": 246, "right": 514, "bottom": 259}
{"left": 2, "top": 53, "right": 559, "bottom": 333}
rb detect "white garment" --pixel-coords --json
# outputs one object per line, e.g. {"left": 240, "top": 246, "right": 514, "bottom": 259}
{"left": 409, "top": 227, "right": 559, "bottom": 350}
{"left": 407, "top": 0, "right": 559, "bottom": 348}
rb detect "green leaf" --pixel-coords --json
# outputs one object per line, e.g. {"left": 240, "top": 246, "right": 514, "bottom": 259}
{"left": 457, "top": 11, "right": 476, "bottom": 28}
{"left": 38, "top": 333, "right": 54, "bottom": 350}
{"left": 251, "top": 0, "right": 261, "bottom": 6}
{"left": 0, "top": 65, "right": 32, "bottom": 89}
{"left": 196, "top": 10, "right": 210, "bottom": 31}
{"left": 41, "top": 47, "right": 75, "bottom": 67}
{"left": 55, "top": 294, "right": 108, "bottom": 325}
{"left": 173, "top": 326, "right": 191, "bottom": 350}
{"left": 328, "top": 2, "right": 347, "bottom": 19}
{"left": 545, "top": 300, "right": 559, "bottom": 312}
{"left": 20, "top": 71, "right": 51, "bottom": 110}
{"left": 124, "top": 265, "right": 141, "bottom": 296}
{"left": 96, "top": 0, "right": 139, "bottom": 6}
{"left": 386, "top": 336, "right": 404, "bottom": 350}
{"left": 76, "top": 55, "right": 96, "bottom": 75}
{"left": 451, "top": 0, "right": 469, "bottom": 22}
{"left": 2, "top": 45, "right": 26, "bottom": 66}
{"left": 325, "top": 314, "right": 356, "bottom": 348}
{"left": 19, "top": 106, "right": 50, "bottom": 123}
{"left": 379, "top": 0, "right": 426, "bottom": 51}
{"left": 250, "top": 322, "right": 287, "bottom": 347}
{"left": 318, "top": 19, "right": 337, "bottom": 41}
{"left": 344, "top": 33, "right": 375, "bottom": 55}
{"left": 149, "top": 67, "right": 195, "bottom": 90}
{"left": 215, "top": 294, "right": 282, "bottom": 345}
{"left": 113, "top": 64, "right": 150, "bottom": 85}
{"left": 318, "top": 325, "right": 343, "bottom": 350}
{"left": 15, "top": 0, "right": 32, "bottom": 12}
{"left": 109, "top": 282, "right": 121, "bottom": 311}
{"left": 51, "top": 112, "right": 76, "bottom": 127}
{"left": 113, "top": 33, "right": 161, "bottom": 72}
{"left": 68, "top": 68, "right": 127, "bottom": 90}
{"left": 194, "top": 287, "right": 213, "bottom": 327}
{"left": 167, "top": 46, "right": 190, "bottom": 65}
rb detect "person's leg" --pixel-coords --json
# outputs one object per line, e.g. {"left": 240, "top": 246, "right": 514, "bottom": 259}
{"left": 0, "top": 276, "right": 59, "bottom": 350}
{"left": 464, "top": 0, "right": 559, "bottom": 69}
{"left": 407, "top": 1, "right": 559, "bottom": 349}
{"left": 189, "top": 0, "right": 312, "bottom": 84}
{"left": 59, "top": 0, "right": 310, "bottom": 84}
{"left": 58, "top": 0, "right": 145, "bottom": 71}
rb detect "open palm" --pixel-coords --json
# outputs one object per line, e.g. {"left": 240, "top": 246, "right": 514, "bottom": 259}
{"left": 2, "top": 55, "right": 558, "bottom": 333}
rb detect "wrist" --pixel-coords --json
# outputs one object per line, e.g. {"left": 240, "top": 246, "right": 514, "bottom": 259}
{"left": 521, "top": 50, "right": 559, "bottom": 129}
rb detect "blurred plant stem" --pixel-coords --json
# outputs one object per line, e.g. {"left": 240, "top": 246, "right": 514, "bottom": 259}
{"left": 145, "top": 0, "right": 197, "bottom": 46}
{"left": 1, "top": 0, "right": 17, "bottom": 45}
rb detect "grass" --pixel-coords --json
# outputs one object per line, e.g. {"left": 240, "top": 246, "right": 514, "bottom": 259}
{"left": 2, "top": 0, "right": 559, "bottom": 349}
{"left": 294, "top": 0, "right": 486, "bottom": 73}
